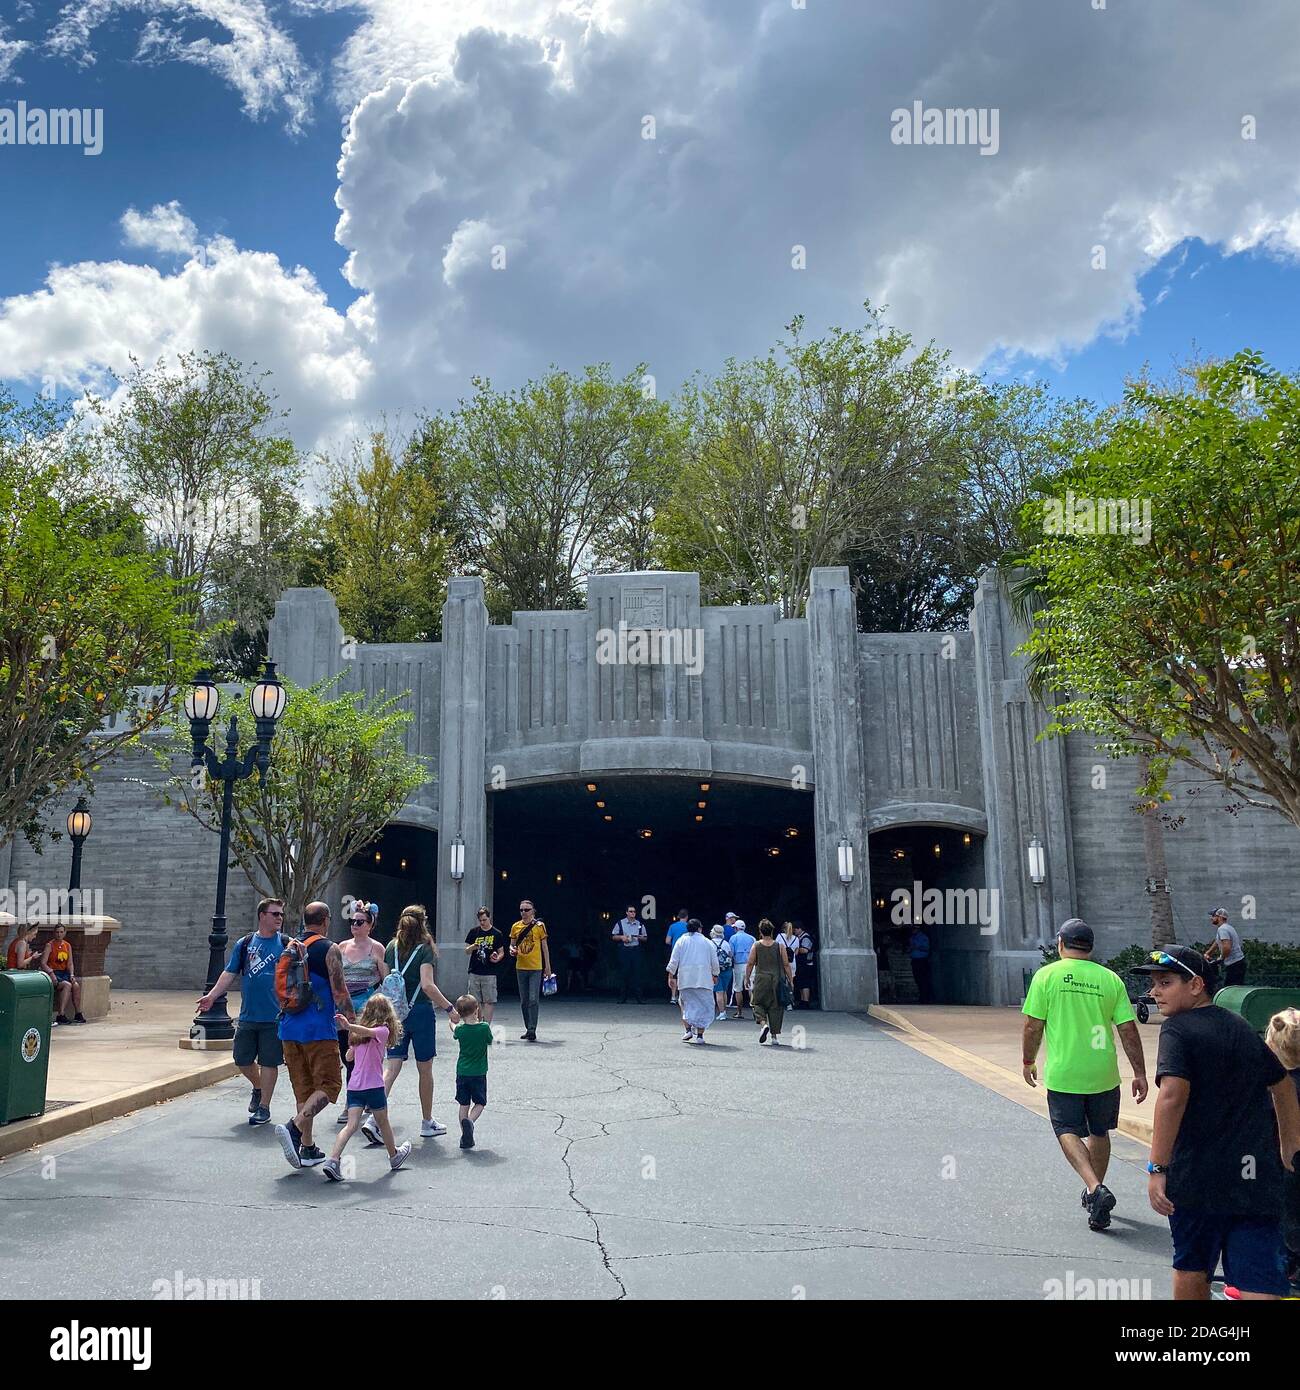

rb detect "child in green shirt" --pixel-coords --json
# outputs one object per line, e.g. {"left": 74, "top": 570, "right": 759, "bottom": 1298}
{"left": 451, "top": 994, "right": 493, "bottom": 1149}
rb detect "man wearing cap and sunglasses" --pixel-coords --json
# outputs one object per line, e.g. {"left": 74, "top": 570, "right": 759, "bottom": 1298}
{"left": 1022, "top": 918, "right": 1149, "bottom": 1232}
{"left": 1203, "top": 907, "right": 1246, "bottom": 988}
{"left": 1135, "top": 944, "right": 1300, "bottom": 1300}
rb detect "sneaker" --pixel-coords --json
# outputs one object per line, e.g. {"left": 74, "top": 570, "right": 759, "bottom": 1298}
{"left": 420, "top": 1118, "right": 447, "bottom": 1138}
{"left": 525, "top": 1030, "right": 537, "bottom": 1041}
{"left": 336, "top": 1110, "right": 348, "bottom": 1125}
{"left": 460, "top": 1118, "right": 475, "bottom": 1149}
{"left": 73, "top": 1013, "right": 87, "bottom": 1024}
{"left": 248, "top": 1087, "right": 262, "bottom": 1115}
{"left": 249, "top": 1105, "right": 271, "bottom": 1126}
{"left": 680, "top": 1032, "right": 694, "bottom": 1043}
{"left": 321, "top": 1158, "right": 344, "bottom": 1182}
{"left": 715, "top": 1011, "right": 728, "bottom": 1022}
{"left": 299, "top": 1145, "right": 327, "bottom": 1168}
{"left": 1087, "top": 1183, "right": 1116, "bottom": 1230}
{"left": 759, "top": 1025, "right": 770, "bottom": 1044}
{"left": 769, "top": 1037, "right": 781, "bottom": 1047}
{"left": 361, "top": 1115, "right": 384, "bottom": 1147}
{"left": 695, "top": 1034, "right": 707, "bottom": 1045}
{"left": 273, "top": 1120, "right": 303, "bottom": 1170}
{"left": 390, "top": 1140, "right": 413, "bottom": 1172}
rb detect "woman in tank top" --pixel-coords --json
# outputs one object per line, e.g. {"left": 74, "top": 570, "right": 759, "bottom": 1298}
{"left": 336, "top": 903, "right": 388, "bottom": 1102}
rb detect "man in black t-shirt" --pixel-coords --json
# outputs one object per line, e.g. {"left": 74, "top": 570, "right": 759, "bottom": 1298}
{"left": 1134, "top": 945, "right": 1300, "bottom": 1300}
{"left": 464, "top": 907, "right": 508, "bottom": 1023}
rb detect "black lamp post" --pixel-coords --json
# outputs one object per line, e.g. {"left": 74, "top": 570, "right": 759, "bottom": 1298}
{"left": 185, "top": 661, "right": 287, "bottom": 1043}
{"left": 66, "top": 796, "right": 92, "bottom": 917}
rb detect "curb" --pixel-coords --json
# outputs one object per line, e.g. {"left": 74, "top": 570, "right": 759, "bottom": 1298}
{"left": 867, "top": 1004, "right": 1153, "bottom": 1145}
{"left": 0, "top": 1058, "right": 238, "bottom": 1161}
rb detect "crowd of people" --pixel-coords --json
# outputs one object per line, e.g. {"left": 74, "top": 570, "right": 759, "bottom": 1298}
{"left": 199, "top": 895, "right": 813, "bottom": 1182}
{"left": 1022, "top": 916, "right": 1300, "bottom": 1301}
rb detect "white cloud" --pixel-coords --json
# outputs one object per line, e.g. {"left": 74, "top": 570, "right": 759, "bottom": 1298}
{"left": 0, "top": 234, "right": 373, "bottom": 450}
{"left": 45, "top": 0, "right": 319, "bottom": 131}
{"left": 120, "top": 200, "right": 199, "bottom": 255}
{"left": 0, "top": 21, "right": 29, "bottom": 83}
{"left": 6, "top": 0, "right": 1300, "bottom": 450}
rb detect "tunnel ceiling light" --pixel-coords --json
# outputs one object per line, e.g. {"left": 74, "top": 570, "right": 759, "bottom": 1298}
{"left": 963, "top": 832, "right": 973, "bottom": 847}
{"left": 373, "top": 851, "right": 381, "bottom": 863}
{"left": 595, "top": 800, "right": 606, "bottom": 808}
{"left": 696, "top": 801, "right": 707, "bottom": 809}
{"left": 500, "top": 870, "right": 508, "bottom": 880}
{"left": 891, "top": 848, "right": 906, "bottom": 862}
{"left": 694, "top": 815, "right": 703, "bottom": 822}
{"left": 785, "top": 827, "right": 799, "bottom": 838}
{"left": 933, "top": 843, "right": 942, "bottom": 857}
{"left": 603, "top": 814, "right": 613, "bottom": 822}
{"left": 555, "top": 874, "right": 563, "bottom": 883}
{"left": 586, "top": 783, "right": 597, "bottom": 792}
{"left": 638, "top": 828, "right": 653, "bottom": 839}
{"left": 699, "top": 782, "right": 710, "bottom": 792}
{"left": 400, "top": 858, "right": 408, "bottom": 871}
{"left": 766, "top": 847, "right": 780, "bottom": 857}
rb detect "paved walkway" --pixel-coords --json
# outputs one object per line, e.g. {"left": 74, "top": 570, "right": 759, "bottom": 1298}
{"left": 0, "top": 1002, "right": 1172, "bottom": 1299}
{"left": 869, "top": 1004, "right": 1162, "bottom": 1142}
{"left": 0, "top": 992, "right": 234, "bottom": 1159}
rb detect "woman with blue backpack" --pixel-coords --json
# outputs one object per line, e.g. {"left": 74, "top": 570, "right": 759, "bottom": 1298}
{"left": 362, "top": 904, "right": 461, "bottom": 1146}
{"left": 710, "top": 925, "right": 734, "bottom": 1022}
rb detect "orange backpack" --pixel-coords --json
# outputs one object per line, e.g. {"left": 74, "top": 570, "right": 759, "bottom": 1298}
{"left": 275, "top": 934, "right": 325, "bottom": 1016}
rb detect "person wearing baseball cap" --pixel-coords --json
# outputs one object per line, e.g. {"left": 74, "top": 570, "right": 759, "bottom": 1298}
{"left": 1135, "top": 945, "right": 1300, "bottom": 1299}
{"left": 1022, "top": 918, "right": 1149, "bottom": 1232}
{"left": 1203, "top": 907, "right": 1246, "bottom": 988}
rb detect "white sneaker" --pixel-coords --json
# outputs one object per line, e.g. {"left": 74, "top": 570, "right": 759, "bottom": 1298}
{"left": 360, "top": 1115, "right": 384, "bottom": 1147}
{"left": 715, "top": 1011, "right": 728, "bottom": 1022}
{"left": 390, "top": 1140, "right": 413, "bottom": 1172}
{"left": 420, "top": 1118, "right": 447, "bottom": 1138}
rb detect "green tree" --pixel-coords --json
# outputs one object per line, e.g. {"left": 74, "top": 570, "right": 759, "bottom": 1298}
{"left": 0, "top": 391, "right": 199, "bottom": 850}
{"left": 658, "top": 311, "right": 973, "bottom": 619}
{"left": 319, "top": 429, "right": 451, "bottom": 642}
{"left": 155, "top": 676, "right": 429, "bottom": 923}
{"left": 435, "top": 365, "right": 678, "bottom": 621}
{"left": 98, "top": 350, "right": 303, "bottom": 667}
{"left": 1018, "top": 351, "right": 1300, "bottom": 828}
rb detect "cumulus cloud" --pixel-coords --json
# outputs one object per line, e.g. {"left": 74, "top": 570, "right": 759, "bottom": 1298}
{"left": 120, "top": 200, "right": 199, "bottom": 255}
{"left": 0, "top": 21, "right": 29, "bottom": 83}
{"left": 45, "top": 0, "right": 319, "bottom": 131}
{"left": 5, "top": 0, "right": 1300, "bottom": 449}
{"left": 0, "top": 234, "right": 373, "bottom": 449}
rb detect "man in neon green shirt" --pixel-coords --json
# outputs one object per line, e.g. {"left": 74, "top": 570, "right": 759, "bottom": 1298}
{"left": 1022, "top": 918, "right": 1149, "bottom": 1231}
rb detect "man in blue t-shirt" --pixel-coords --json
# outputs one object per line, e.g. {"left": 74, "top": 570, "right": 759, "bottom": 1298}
{"left": 665, "top": 910, "right": 690, "bottom": 1002}
{"left": 197, "top": 897, "right": 288, "bottom": 1126}
{"left": 272, "top": 902, "right": 354, "bottom": 1170}
{"left": 727, "top": 921, "right": 756, "bottom": 1018}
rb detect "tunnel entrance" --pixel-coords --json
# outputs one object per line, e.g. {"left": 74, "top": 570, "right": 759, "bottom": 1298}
{"left": 869, "top": 823, "right": 988, "bottom": 1004}
{"left": 489, "top": 775, "right": 817, "bottom": 999}
{"left": 342, "top": 822, "right": 438, "bottom": 946}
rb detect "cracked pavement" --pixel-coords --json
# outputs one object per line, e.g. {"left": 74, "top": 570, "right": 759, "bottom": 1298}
{"left": 0, "top": 1004, "right": 1174, "bottom": 1299}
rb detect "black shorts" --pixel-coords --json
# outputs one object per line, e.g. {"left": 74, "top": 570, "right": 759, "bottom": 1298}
{"left": 233, "top": 1020, "right": 283, "bottom": 1068}
{"left": 455, "top": 1074, "right": 488, "bottom": 1107}
{"left": 1224, "top": 959, "right": 1246, "bottom": 987}
{"left": 1047, "top": 1086, "right": 1120, "bottom": 1138}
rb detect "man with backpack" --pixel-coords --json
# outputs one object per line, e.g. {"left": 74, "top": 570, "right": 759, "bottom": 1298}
{"left": 196, "top": 897, "right": 288, "bottom": 1126}
{"left": 273, "top": 902, "right": 356, "bottom": 1170}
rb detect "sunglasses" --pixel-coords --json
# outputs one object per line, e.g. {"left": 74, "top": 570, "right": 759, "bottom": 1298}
{"left": 1148, "top": 950, "right": 1196, "bottom": 979}
{"left": 266, "top": 910, "right": 285, "bottom": 918}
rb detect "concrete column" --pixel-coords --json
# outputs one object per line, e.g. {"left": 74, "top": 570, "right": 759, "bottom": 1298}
{"left": 971, "top": 570, "right": 1077, "bottom": 1003}
{"left": 436, "top": 577, "right": 490, "bottom": 1003}
{"left": 807, "top": 567, "right": 877, "bottom": 1010}
{"left": 267, "top": 588, "right": 344, "bottom": 688}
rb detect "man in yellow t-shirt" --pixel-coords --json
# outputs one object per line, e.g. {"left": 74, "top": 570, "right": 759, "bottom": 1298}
{"left": 509, "top": 900, "right": 552, "bottom": 1041}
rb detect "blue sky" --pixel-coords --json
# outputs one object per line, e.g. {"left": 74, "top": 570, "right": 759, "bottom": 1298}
{"left": 1, "top": 1, "right": 1298, "bottom": 446}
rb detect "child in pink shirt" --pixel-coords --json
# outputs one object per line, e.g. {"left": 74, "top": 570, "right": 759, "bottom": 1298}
{"left": 323, "top": 995, "right": 411, "bottom": 1180}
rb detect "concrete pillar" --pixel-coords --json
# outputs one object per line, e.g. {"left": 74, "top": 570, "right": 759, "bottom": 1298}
{"left": 267, "top": 588, "right": 344, "bottom": 688}
{"left": 971, "top": 570, "right": 1077, "bottom": 1003}
{"left": 436, "top": 577, "right": 490, "bottom": 1002}
{"left": 807, "top": 567, "right": 877, "bottom": 1009}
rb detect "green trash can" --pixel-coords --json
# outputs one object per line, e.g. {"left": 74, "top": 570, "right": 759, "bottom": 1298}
{"left": 0, "top": 969, "right": 53, "bottom": 1123}
{"left": 1213, "top": 984, "right": 1300, "bottom": 1036}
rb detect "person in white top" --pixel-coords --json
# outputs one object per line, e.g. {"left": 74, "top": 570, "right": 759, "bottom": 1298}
{"left": 667, "top": 919, "right": 720, "bottom": 1045}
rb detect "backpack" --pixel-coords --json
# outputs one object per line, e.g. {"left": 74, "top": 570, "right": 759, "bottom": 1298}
{"left": 715, "top": 942, "right": 733, "bottom": 973}
{"left": 380, "top": 942, "right": 423, "bottom": 1023}
{"left": 275, "top": 935, "right": 325, "bottom": 1016}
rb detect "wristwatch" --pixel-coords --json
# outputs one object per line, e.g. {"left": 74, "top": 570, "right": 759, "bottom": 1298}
{"left": 1145, "top": 1161, "right": 1170, "bottom": 1174}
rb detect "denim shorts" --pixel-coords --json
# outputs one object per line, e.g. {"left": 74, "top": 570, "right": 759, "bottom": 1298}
{"left": 346, "top": 1086, "right": 388, "bottom": 1112}
{"left": 455, "top": 1074, "right": 488, "bottom": 1107}
{"left": 387, "top": 1004, "right": 437, "bottom": 1062}
{"left": 1169, "top": 1209, "right": 1289, "bottom": 1295}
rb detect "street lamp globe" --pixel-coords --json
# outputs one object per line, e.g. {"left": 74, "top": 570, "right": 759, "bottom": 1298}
{"left": 248, "top": 661, "right": 287, "bottom": 722}
{"left": 184, "top": 671, "right": 220, "bottom": 724}
{"left": 66, "top": 797, "right": 92, "bottom": 842}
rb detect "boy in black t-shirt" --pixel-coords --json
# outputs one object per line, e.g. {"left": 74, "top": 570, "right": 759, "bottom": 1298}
{"left": 1134, "top": 946, "right": 1300, "bottom": 1300}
